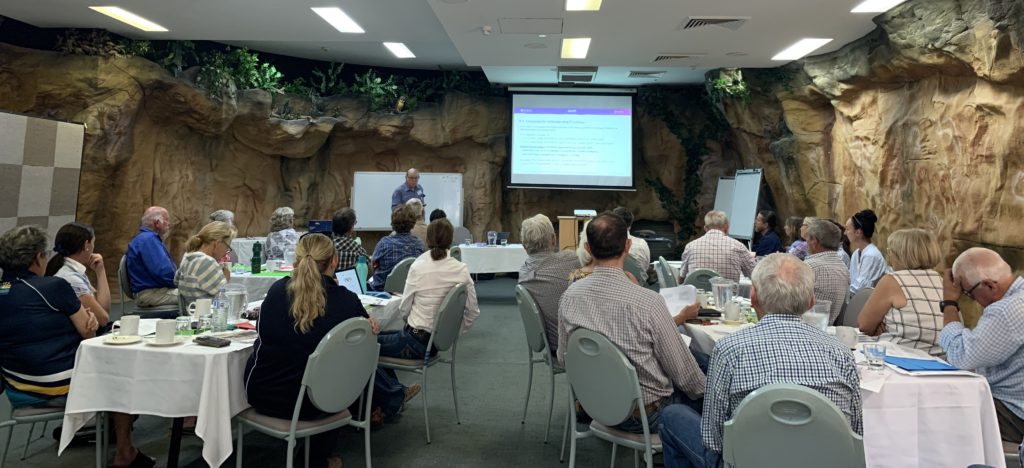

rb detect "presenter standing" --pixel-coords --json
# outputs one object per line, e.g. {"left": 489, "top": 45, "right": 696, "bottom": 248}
{"left": 391, "top": 168, "right": 426, "bottom": 211}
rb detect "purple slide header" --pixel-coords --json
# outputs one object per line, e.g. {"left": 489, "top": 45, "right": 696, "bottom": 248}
{"left": 514, "top": 107, "right": 631, "bottom": 116}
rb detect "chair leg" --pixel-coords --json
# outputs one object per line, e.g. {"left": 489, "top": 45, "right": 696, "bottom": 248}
{"left": 286, "top": 438, "right": 295, "bottom": 468}
{"left": 450, "top": 360, "right": 461, "bottom": 425}
{"left": 304, "top": 436, "right": 310, "bottom": 468}
{"left": 1, "top": 425, "right": 13, "bottom": 468}
{"left": 610, "top": 444, "right": 617, "bottom": 468}
{"left": 364, "top": 418, "right": 373, "bottom": 468}
{"left": 521, "top": 351, "right": 534, "bottom": 424}
{"left": 633, "top": 449, "right": 639, "bottom": 468}
{"left": 94, "top": 412, "right": 104, "bottom": 468}
{"left": 20, "top": 422, "right": 35, "bottom": 460}
{"left": 422, "top": 370, "right": 431, "bottom": 444}
{"left": 37, "top": 421, "right": 47, "bottom": 441}
{"left": 560, "top": 394, "right": 571, "bottom": 462}
{"left": 544, "top": 367, "right": 555, "bottom": 443}
{"left": 235, "top": 422, "right": 244, "bottom": 468}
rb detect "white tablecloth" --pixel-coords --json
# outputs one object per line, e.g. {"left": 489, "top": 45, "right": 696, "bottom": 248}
{"left": 59, "top": 336, "right": 254, "bottom": 467}
{"left": 231, "top": 237, "right": 267, "bottom": 266}
{"left": 458, "top": 244, "right": 528, "bottom": 274}
{"left": 229, "top": 272, "right": 288, "bottom": 300}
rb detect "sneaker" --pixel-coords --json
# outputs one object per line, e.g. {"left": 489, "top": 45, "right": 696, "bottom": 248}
{"left": 399, "top": 383, "right": 422, "bottom": 413}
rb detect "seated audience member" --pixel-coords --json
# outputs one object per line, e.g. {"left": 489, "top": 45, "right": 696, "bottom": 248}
{"left": 265, "top": 206, "right": 299, "bottom": 261}
{"left": 568, "top": 221, "right": 638, "bottom": 285}
{"left": 244, "top": 233, "right": 404, "bottom": 468}
{"left": 831, "top": 219, "right": 852, "bottom": 267}
{"left": 846, "top": 209, "right": 889, "bottom": 296}
{"left": 785, "top": 216, "right": 808, "bottom": 260}
{"left": 518, "top": 214, "right": 581, "bottom": 356}
{"left": 428, "top": 209, "right": 447, "bottom": 222}
{"left": 858, "top": 229, "right": 945, "bottom": 356}
{"left": 45, "top": 222, "right": 111, "bottom": 326}
{"left": 803, "top": 219, "right": 850, "bottom": 324}
{"left": 940, "top": 247, "right": 1024, "bottom": 443}
{"left": 659, "top": 253, "right": 863, "bottom": 468}
{"left": 330, "top": 207, "right": 368, "bottom": 272}
{"left": 369, "top": 205, "right": 425, "bottom": 291}
{"left": 612, "top": 206, "right": 650, "bottom": 283}
{"left": 208, "top": 209, "right": 235, "bottom": 226}
{"left": 126, "top": 206, "right": 178, "bottom": 307}
{"left": 679, "top": 211, "right": 756, "bottom": 283}
{"left": 752, "top": 210, "right": 784, "bottom": 257}
{"left": 405, "top": 198, "right": 428, "bottom": 247}
{"left": 175, "top": 221, "right": 235, "bottom": 306}
{"left": 378, "top": 219, "right": 480, "bottom": 360}
{"left": 558, "top": 213, "right": 705, "bottom": 433}
{"left": 0, "top": 226, "right": 153, "bottom": 468}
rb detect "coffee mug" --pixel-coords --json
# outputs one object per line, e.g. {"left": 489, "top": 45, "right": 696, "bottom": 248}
{"left": 118, "top": 315, "right": 140, "bottom": 336}
{"left": 834, "top": 326, "right": 858, "bottom": 349}
{"left": 266, "top": 259, "right": 282, "bottom": 271}
{"left": 188, "top": 298, "right": 212, "bottom": 318}
{"left": 723, "top": 301, "right": 742, "bottom": 322}
{"left": 155, "top": 319, "right": 177, "bottom": 344}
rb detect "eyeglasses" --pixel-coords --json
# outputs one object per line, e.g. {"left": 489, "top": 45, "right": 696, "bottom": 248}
{"left": 962, "top": 280, "right": 984, "bottom": 299}
{"left": 221, "top": 241, "right": 232, "bottom": 254}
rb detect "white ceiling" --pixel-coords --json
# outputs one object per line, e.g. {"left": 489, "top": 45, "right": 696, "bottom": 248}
{"left": 1, "top": 0, "right": 884, "bottom": 85}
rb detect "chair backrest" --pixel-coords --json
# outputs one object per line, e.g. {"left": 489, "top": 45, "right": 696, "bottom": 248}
{"left": 842, "top": 287, "right": 874, "bottom": 328}
{"left": 302, "top": 318, "right": 380, "bottom": 414}
{"left": 657, "top": 256, "right": 678, "bottom": 288}
{"left": 564, "top": 329, "right": 643, "bottom": 427}
{"left": 430, "top": 282, "right": 469, "bottom": 352}
{"left": 623, "top": 255, "right": 646, "bottom": 284}
{"left": 0, "top": 382, "right": 13, "bottom": 423}
{"left": 452, "top": 226, "right": 472, "bottom": 245}
{"left": 117, "top": 255, "right": 134, "bottom": 300}
{"left": 450, "top": 246, "right": 462, "bottom": 262}
{"left": 723, "top": 383, "right": 865, "bottom": 468}
{"left": 383, "top": 257, "right": 416, "bottom": 293}
{"left": 515, "top": 285, "right": 548, "bottom": 354}
{"left": 683, "top": 268, "right": 720, "bottom": 291}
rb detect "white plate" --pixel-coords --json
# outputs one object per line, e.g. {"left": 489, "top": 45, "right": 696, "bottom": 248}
{"left": 104, "top": 335, "right": 142, "bottom": 345}
{"left": 144, "top": 336, "right": 188, "bottom": 347}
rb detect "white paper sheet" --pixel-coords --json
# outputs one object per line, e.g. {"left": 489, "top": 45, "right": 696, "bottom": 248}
{"left": 660, "top": 284, "right": 697, "bottom": 315}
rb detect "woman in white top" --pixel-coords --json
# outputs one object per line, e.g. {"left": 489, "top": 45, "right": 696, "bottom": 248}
{"left": 45, "top": 222, "right": 111, "bottom": 327}
{"left": 377, "top": 218, "right": 480, "bottom": 360}
{"left": 175, "top": 221, "right": 235, "bottom": 306}
{"left": 845, "top": 209, "right": 889, "bottom": 296}
{"left": 858, "top": 229, "right": 945, "bottom": 356}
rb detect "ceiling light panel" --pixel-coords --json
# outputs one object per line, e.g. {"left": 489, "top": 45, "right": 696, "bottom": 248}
{"left": 383, "top": 42, "right": 415, "bottom": 58}
{"left": 771, "top": 38, "right": 833, "bottom": 61}
{"left": 311, "top": 7, "right": 365, "bottom": 33}
{"left": 561, "top": 38, "right": 591, "bottom": 59}
{"left": 851, "top": 0, "right": 909, "bottom": 13}
{"left": 88, "top": 7, "right": 168, "bottom": 32}
{"left": 566, "top": 0, "right": 602, "bottom": 11}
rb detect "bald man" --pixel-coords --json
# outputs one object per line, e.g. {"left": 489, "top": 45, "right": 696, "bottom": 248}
{"left": 391, "top": 168, "right": 425, "bottom": 211}
{"left": 940, "top": 247, "right": 1024, "bottom": 442}
{"left": 126, "top": 206, "right": 178, "bottom": 307}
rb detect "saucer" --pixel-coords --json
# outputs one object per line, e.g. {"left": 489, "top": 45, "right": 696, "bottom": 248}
{"left": 722, "top": 319, "right": 745, "bottom": 326}
{"left": 104, "top": 335, "right": 142, "bottom": 345}
{"left": 144, "top": 336, "right": 187, "bottom": 346}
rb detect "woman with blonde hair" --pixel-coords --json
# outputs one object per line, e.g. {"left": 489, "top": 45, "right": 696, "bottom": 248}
{"left": 858, "top": 228, "right": 946, "bottom": 356}
{"left": 174, "top": 221, "right": 236, "bottom": 306}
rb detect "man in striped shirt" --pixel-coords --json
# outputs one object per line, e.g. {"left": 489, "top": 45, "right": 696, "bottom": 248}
{"left": 679, "top": 211, "right": 756, "bottom": 283}
{"left": 518, "top": 214, "right": 580, "bottom": 357}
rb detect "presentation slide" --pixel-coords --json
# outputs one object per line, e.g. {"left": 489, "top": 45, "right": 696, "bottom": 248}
{"left": 510, "top": 93, "right": 634, "bottom": 189}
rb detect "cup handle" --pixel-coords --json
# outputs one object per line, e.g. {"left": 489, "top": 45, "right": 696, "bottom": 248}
{"left": 187, "top": 302, "right": 197, "bottom": 317}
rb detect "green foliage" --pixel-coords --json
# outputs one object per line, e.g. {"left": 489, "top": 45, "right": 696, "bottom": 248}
{"left": 54, "top": 29, "right": 149, "bottom": 58}
{"left": 310, "top": 62, "right": 348, "bottom": 96}
{"left": 707, "top": 68, "right": 751, "bottom": 112}
{"left": 349, "top": 70, "right": 399, "bottom": 111}
{"left": 195, "top": 47, "right": 282, "bottom": 99}
{"left": 151, "top": 41, "right": 197, "bottom": 77}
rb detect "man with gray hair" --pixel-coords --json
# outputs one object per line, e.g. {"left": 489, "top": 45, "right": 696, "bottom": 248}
{"left": 940, "top": 247, "right": 1024, "bottom": 442}
{"left": 391, "top": 168, "right": 425, "bottom": 210}
{"left": 518, "top": 214, "right": 580, "bottom": 355}
{"left": 659, "top": 253, "right": 862, "bottom": 468}
{"left": 126, "top": 206, "right": 178, "bottom": 306}
{"left": 208, "top": 209, "right": 235, "bottom": 227}
{"left": 804, "top": 218, "right": 850, "bottom": 323}
{"left": 678, "top": 210, "right": 756, "bottom": 282}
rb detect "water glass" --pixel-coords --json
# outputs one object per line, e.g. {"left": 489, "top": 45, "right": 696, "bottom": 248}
{"left": 863, "top": 344, "right": 887, "bottom": 371}
{"left": 283, "top": 246, "right": 296, "bottom": 266}
{"left": 198, "top": 314, "right": 212, "bottom": 334}
{"left": 801, "top": 300, "right": 832, "bottom": 331}
{"left": 175, "top": 316, "right": 193, "bottom": 336}
{"left": 486, "top": 231, "right": 497, "bottom": 246}
{"left": 500, "top": 239, "right": 508, "bottom": 247}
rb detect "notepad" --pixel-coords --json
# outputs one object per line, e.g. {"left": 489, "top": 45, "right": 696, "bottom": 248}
{"left": 884, "top": 356, "right": 958, "bottom": 372}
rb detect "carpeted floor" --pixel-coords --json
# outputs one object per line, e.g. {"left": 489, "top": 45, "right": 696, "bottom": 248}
{"left": 11, "top": 276, "right": 647, "bottom": 467}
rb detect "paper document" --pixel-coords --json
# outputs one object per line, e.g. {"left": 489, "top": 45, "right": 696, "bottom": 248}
{"left": 358, "top": 294, "right": 391, "bottom": 306}
{"left": 660, "top": 285, "right": 697, "bottom": 316}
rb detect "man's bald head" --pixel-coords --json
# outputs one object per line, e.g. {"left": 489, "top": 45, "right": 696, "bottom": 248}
{"left": 405, "top": 168, "right": 420, "bottom": 189}
{"left": 141, "top": 206, "right": 171, "bottom": 236}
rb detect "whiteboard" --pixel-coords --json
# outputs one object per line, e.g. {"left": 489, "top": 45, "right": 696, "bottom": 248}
{"left": 352, "top": 172, "right": 463, "bottom": 231}
{"left": 713, "top": 177, "right": 734, "bottom": 213}
{"left": 728, "top": 169, "right": 763, "bottom": 241}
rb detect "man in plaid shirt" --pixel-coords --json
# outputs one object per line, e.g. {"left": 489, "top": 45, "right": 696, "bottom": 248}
{"left": 803, "top": 219, "right": 850, "bottom": 324}
{"left": 678, "top": 211, "right": 756, "bottom": 283}
{"left": 659, "top": 254, "right": 862, "bottom": 468}
{"left": 331, "top": 207, "right": 368, "bottom": 272}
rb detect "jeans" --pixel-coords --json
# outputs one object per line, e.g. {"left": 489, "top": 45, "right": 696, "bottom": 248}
{"left": 615, "top": 388, "right": 703, "bottom": 434}
{"left": 377, "top": 327, "right": 434, "bottom": 360}
{"left": 659, "top": 404, "right": 722, "bottom": 468}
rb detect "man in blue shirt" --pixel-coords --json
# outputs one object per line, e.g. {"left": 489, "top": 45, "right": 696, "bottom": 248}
{"left": 125, "top": 206, "right": 178, "bottom": 306}
{"left": 941, "top": 247, "right": 1024, "bottom": 443}
{"left": 391, "top": 168, "right": 426, "bottom": 211}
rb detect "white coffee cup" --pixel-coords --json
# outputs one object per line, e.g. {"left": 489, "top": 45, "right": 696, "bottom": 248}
{"left": 266, "top": 260, "right": 281, "bottom": 271}
{"left": 155, "top": 319, "right": 177, "bottom": 344}
{"left": 834, "top": 326, "right": 858, "bottom": 349}
{"left": 188, "top": 298, "right": 212, "bottom": 318}
{"left": 724, "top": 301, "right": 742, "bottom": 322}
{"left": 119, "top": 315, "right": 140, "bottom": 336}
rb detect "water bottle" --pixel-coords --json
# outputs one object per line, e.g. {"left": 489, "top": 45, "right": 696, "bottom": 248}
{"left": 355, "top": 255, "right": 369, "bottom": 293}
{"left": 212, "top": 287, "right": 228, "bottom": 332}
{"left": 251, "top": 242, "right": 262, "bottom": 274}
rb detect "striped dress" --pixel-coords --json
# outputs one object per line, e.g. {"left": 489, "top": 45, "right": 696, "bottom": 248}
{"left": 174, "top": 251, "right": 228, "bottom": 306}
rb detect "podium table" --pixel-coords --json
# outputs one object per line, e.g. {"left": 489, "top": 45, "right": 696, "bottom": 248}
{"left": 557, "top": 215, "right": 593, "bottom": 251}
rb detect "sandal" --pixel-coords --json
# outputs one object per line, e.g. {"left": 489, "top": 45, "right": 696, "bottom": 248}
{"left": 109, "top": 449, "right": 155, "bottom": 468}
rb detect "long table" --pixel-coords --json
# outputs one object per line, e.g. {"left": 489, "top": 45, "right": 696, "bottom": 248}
{"left": 458, "top": 244, "right": 528, "bottom": 274}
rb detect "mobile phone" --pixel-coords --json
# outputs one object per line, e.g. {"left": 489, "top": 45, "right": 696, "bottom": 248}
{"left": 194, "top": 335, "right": 231, "bottom": 348}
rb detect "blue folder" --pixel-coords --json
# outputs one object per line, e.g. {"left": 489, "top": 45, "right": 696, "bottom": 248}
{"left": 884, "top": 356, "right": 958, "bottom": 372}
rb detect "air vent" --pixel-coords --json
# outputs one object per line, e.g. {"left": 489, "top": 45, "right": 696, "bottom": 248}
{"left": 558, "top": 66, "right": 598, "bottom": 83}
{"left": 628, "top": 71, "right": 666, "bottom": 79}
{"left": 651, "top": 53, "right": 706, "bottom": 65}
{"left": 678, "top": 16, "right": 750, "bottom": 31}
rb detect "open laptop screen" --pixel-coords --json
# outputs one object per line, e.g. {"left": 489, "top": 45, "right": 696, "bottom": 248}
{"left": 335, "top": 268, "right": 362, "bottom": 296}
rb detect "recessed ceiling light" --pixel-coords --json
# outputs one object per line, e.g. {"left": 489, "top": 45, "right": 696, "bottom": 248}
{"left": 561, "top": 37, "right": 591, "bottom": 59}
{"left": 383, "top": 42, "right": 415, "bottom": 59}
{"left": 88, "top": 7, "right": 167, "bottom": 32}
{"left": 851, "top": 0, "right": 908, "bottom": 13}
{"left": 524, "top": 43, "right": 548, "bottom": 49}
{"left": 538, "top": 34, "right": 547, "bottom": 38}
{"left": 311, "top": 7, "right": 365, "bottom": 34}
{"left": 771, "top": 38, "right": 833, "bottom": 61}
{"left": 565, "top": 0, "right": 602, "bottom": 11}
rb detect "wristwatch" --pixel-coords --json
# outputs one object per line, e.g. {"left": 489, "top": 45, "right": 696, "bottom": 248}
{"left": 939, "top": 300, "right": 960, "bottom": 313}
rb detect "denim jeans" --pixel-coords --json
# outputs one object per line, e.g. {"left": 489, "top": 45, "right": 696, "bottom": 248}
{"left": 659, "top": 404, "right": 722, "bottom": 468}
{"left": 377, "top": 327, "right": 435, "bottom": 360}
{"left": 615, "top": 388, "right": 703, "bottom": 434}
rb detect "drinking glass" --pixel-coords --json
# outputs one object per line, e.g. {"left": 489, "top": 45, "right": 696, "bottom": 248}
{"left": 283, "top": 246, "right": 296, "bottom": 266}
{"left": 801, "top": 300, "right": 831, "bottom": 331}
{"left": 486, "top": 231, "right": 497, "bottom": 246}
{"left": 500, "top": 239, "right": 508, "bottom": 247}
{"left": 863, "top": 344, "right": 887, "bottom": 371}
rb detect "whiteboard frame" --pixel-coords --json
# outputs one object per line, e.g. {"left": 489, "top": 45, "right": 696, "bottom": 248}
{"left": 728, "top": 169, "right": 763, "bottom": 241}
{"left": 351, "top": 172, "right": 463, "bottom": 231}
{"left": 713, "top": 177, "right": 735, "bottom": 214}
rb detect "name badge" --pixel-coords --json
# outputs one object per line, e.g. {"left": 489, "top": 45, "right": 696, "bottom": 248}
{"left": 0, "top": 281, "right": 11, "bottom": 296}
